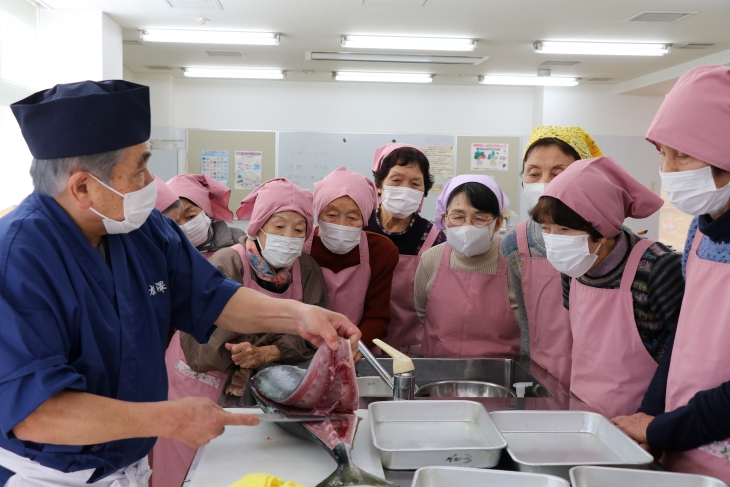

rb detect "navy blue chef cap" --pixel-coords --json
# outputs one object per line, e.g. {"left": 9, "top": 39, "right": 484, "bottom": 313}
{"left": 10, "top": 80, "right": 151, "bottom": 160}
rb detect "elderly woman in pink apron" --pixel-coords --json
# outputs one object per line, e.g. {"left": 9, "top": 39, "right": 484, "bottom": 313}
{"left": 151, "top": 178, "right": 329, "bottom": 487}
{"left": 530, "top": 156, "right": 684, "bottom": 420}
{"left": 415, "top": 175, "right": 521, "bottom": 358}
{"left": 154, "top": 176, "right": 182, "bottom": 221}
{"left": 365, "top": 144, "right": 445, "bottom": 355}
{"left": 307, "top": 167, "right": 399, "bottom": 353}
{"left": 613, "top": 65, "right": 730, "bottom": 482}
{"left": 167, "top": 173, "right": 245, "bottom": 258}
{"left": 502, "top": 127, "right": 603, "bottom": 389}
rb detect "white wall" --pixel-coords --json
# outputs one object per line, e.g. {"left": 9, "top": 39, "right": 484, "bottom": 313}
{"left": 101, "top": 13, "right": 123, "bottom": 80}
{"left": 39, "top": 11, "right": 122, "bottom": 88}
{"left": 135, "top": 73, "right": 175, "bottom": 127}
{"left": 542, "top": 84, "right": 664, "bottom": 137}
{"left": 174, "top": 78, "right": 535, "bottom": 136}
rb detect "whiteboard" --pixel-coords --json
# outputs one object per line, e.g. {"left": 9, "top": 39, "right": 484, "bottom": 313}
{"left": 278, "top": 132, "right": 456, "bottom": 222}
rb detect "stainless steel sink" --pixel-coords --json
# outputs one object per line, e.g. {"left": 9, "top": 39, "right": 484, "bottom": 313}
{"left": 355, "top": 358, "right": 552, "bottom": 398}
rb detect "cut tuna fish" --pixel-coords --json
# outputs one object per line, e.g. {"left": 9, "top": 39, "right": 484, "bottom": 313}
{"left": 252, "top": 338, "right": 395, "bottom": 487}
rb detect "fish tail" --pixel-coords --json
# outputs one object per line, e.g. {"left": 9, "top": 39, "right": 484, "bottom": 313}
{"left": 315, "top": 443, "right": 397, "bottom": 487}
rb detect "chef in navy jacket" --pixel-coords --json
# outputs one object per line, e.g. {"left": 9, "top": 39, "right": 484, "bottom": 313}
{"left": 0, "top": 80, "right": 360, "bottom": 486}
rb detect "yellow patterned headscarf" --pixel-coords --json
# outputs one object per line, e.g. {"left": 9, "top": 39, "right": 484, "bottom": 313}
{"left": 523, "top": 126, "right": 603, "bottom": 161}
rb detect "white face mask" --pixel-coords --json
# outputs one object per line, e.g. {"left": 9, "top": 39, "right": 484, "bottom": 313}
{"left": 543, "top": 233, "right": 602, "bottom": 278}
{"left": 523, "top": 182, "right": 548, "bottom": 211}
{"left": 88, "top": 174, "right": 157, "bottom": 235}
{"left": 181, "top": 211, "right": 212, "bottom": 248}
{"left": 381, "top": 185, "right": 424, "bottom": 219}
{"left": 444, "top": 222, "right": 495, "bottom": 257}
{"left": 660, "top": 166, "right": 730, "bottom": 216}
{"left": 318, "top": 221, "right": 362, "bottom": 255}
{"left": 259, "top": 231, "right": 304, "bottom": 269}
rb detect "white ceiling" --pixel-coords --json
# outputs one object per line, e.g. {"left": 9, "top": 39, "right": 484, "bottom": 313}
{"left": 41, "top": 0, "right": 730, "bottom": 92}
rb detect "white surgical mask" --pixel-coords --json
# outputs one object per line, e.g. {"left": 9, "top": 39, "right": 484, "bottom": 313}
{"left": 181, "top": 212, "right": 212, "bottom": 248}
{"left": 523, "top": 183, "right": 548, "bottom": 211}
{"left": 318, "top": 221, "right": 362, "bottom": 255}
{"left": 543, "top": 233, "right": 602, "bottom": 278}
{"left": 259, "top": 231, "right": 304, "bottom": 269}
{"left": 660, "top": 166, "right": 730, "bottom": 216}
{"left": 381, "top": 185, "right": 424, "bottom": 218}
{"left": 444, "top": 222, "right": 495, "bottom": 257}
{"left": 88, "top": 174, "right": 157, "bottom": 235}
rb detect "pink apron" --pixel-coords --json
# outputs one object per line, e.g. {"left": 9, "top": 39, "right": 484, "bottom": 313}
{"left": 421, "top": 243, "right": 520, "bottom": 358}
{"left": 386, "top": 226, "right": 440, "bottom": 354}
{"left": 568, "top": 238, "right": 658, "bottom": 419}
{"left": 151, "top": 248, "right": 302, "bottom": 487}
{"left": 320, "top": 231, "right": 371, "bottom": 326}
{"left": 517, "top": 220, "right": 573, "bottom": 388}
{"left": 662, "top": 229, "right": 730, "bottom": 482}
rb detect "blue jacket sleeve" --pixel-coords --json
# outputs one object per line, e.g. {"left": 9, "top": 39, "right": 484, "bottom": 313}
{"left": 159, "top": 216, "right": 241, "bottom": 343}
{"left": 638, "top": 333, "right": 673, "bottom": 416}
{"left": 0, "top": 294, "right": 87, "bottom": 436}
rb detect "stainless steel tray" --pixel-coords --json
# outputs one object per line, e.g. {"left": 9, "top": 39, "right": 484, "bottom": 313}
{"left": 570, "top": 466, "right": 729, "bottom": 487}
{"left": 411, "top": 466, "right": 570, "bottom": 487}
{"left": 369, "top": 400, "right": 507, "bottom": 470}
{"left": 489, "top": 411, "right": 653, "bottom": 479}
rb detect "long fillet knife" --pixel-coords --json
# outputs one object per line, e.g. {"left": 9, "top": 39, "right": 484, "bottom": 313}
{"left": 253, "top": 413, "right": 350, "bottom": 423}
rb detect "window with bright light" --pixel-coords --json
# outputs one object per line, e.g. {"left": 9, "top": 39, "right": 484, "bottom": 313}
{"left": 0, "top": 0, "right": 38, "bottom": 211}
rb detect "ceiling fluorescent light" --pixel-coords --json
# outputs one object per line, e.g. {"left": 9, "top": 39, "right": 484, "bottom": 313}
{"left": 479, "top": 75, "right": 579, "bottom": 87}
{"left": 334, "top": 72, "right": 433, "bottom": 83}
{"left": 535, "top": 41, "right": 669, "bottom": 56}
{"left": 183, "top": 68, "right": 285, "bottom": 79}
{"left": 308, "top": 51, "right": 487, "bottom": 65}
{"left": 341, "top": 35, "right": 476, "bottom": 51}
{"left": 141, "top": 29, "right": 279, "bottom": 45}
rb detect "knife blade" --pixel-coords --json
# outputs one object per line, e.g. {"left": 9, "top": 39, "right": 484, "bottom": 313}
{"left": 254, "top": 413, "right": 349, "bottom": 423}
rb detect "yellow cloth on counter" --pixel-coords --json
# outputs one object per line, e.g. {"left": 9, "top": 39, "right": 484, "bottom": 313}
{"left": 228, "top": 473, "right": 306, "bottom": 487}
{"left": 523, "top": 125, "right": 603, "bottom": 161}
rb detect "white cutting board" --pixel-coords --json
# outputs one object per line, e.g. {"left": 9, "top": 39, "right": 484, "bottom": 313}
{"left": 187, "top": 409, "right": 384, "bottom": 487}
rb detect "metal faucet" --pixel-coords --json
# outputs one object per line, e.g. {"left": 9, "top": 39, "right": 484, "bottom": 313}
{"left": 359, "top": 340, "right": 416, "bottom": 401}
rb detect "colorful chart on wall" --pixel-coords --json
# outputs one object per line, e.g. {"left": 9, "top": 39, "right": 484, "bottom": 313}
{"left": 201, "top": 150, "right": 229, "bottom": 185}
{"left": 471, "top": 143, "right": 509, "bottom": 171}
{"left": 235, "top": 151, "right": 263, "bottom": 189}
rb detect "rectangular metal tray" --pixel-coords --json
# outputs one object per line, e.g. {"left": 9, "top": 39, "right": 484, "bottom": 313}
{"left": 489, "top": 411, "right": 653, "bottom": 479}
{"left": 411, "top": 466, "right": 570, "bottom": 487}
{"left": 570, "top": 466, "right": 729, "bottom": 487}
{"left": 369, "top": 400, "right": 507, "bottom": 470}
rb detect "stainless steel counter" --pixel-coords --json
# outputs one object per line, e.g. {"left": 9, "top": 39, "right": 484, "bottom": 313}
{"left": 355, "top": 356, "right": 608, "bottom": 486}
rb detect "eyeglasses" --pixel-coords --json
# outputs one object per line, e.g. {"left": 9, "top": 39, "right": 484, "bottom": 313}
{"left": 445, "top": 213, "right": 495, "bottom": 228}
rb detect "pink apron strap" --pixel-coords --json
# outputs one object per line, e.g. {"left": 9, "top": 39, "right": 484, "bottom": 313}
{"left": 691, "top": 227, "right": 704, "bottom": 253}
{"left": 496, "top": 238, "right": 507, "bottom": 275}
{"left": 358, "top": 230, "right": 369, "bottom": 264}
{"left": 619, "top": 238, "right": 655, "bottom": 292}
{"left": 233, "top": 243, "right": 246, "bottom": 263}
{"left": 289, "top": 258, "right": 303, "bottom": 301}
{"left": 441, "top": 243, "right": 453, "bottom": 267}
{"left": 516, "top": 220, "right": 530, "bottom": 258}
{"left": 234, "top": 243, "right": 254, "bottom": 288}
{"left": 418, "top": 226, "right": 441, "bottom": 257}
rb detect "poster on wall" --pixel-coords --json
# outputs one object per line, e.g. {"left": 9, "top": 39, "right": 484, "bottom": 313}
{"left": 424, "top": 146, "right": 454, "bottom": 180}
{"left": 201, "top": 150, "right": 229, "bottom": 185}
{"left": 471, "top": 143, "right": 509, "bottom": 171}
{"left": 235, "top": 151, "right": 263, "bottom": 190}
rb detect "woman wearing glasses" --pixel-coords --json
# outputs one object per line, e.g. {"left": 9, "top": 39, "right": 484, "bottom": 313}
{"left": 414, "top": 175, "right": 520, "bottom": 358}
